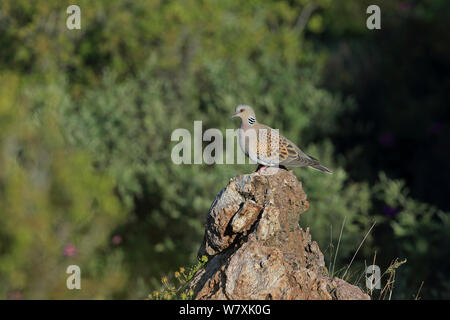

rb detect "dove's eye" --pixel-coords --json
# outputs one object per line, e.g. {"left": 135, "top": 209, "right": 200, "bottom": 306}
{"left": 239, "top": 109, "right": 244, "bottom": 113}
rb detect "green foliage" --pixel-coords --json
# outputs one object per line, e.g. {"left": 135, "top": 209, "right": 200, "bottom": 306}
{"left": 371, "top": 174, "right": 450, "bottom": 299}
{"left": 58, "top": 53, "right": 362, "bottom": 295}
{"left": 0, "top": 75, "right": 126, "bottom": 298}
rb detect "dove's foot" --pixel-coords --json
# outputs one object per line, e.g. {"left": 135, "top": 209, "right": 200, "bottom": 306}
{"left": 256, "top": 164, "right": 288, "bottom": 173}
{"left": 256, "top": 165, "right": 267, "bottom": 172}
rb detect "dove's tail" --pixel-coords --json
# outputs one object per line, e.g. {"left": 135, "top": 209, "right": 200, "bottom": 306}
{"left": 309, "top": 164, "right": 333, "bottom": 174}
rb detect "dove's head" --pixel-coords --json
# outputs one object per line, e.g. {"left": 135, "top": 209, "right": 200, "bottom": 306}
{"left": 231, "top": 104, "right": 256, "bottom": 123}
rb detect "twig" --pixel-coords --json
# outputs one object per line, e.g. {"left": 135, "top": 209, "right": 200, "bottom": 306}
{"left": 295, "top": 2, "right": 319, "bottom": 32}
{"left": 415, "top": 281, "right": 424, "bottom": 300}
{"left": 368, "top": 251, "right": 377, "bottom": 296}
{"left": 342, "top": 222, "right": 376, "bottom": 279}
{"left": 328, "top": 224, "right": 333, "bottom": 273}
{"left": 331, "top": 216, "right": 346, "bottom": 277}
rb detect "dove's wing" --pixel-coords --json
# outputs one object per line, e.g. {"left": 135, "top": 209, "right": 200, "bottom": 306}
{"left": 254, "top": 124, "right": 331, "bottom": 173}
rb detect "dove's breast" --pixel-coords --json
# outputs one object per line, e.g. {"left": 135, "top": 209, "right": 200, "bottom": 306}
{"left": 237, "top": 128, "right": 250, "bottom": 157}
{"left": 238, "top": 127, "right": 278, "bottom": 166}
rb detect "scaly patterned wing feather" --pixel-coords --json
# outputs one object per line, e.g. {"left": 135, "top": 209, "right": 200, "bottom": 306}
{"left": 278, "top": 136, "right": 320, "bottom": 167}
{"left": 254, "top": 124, "right": 320, "bottom": 167}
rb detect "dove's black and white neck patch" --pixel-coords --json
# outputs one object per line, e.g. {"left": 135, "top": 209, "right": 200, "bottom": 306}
{"left": 248, "top": 116, "right": 256, "bottom": 125}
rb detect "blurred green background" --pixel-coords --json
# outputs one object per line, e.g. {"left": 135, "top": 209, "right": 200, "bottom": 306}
{"left": 0, "top": 0, "right": 449, "bottom": 299}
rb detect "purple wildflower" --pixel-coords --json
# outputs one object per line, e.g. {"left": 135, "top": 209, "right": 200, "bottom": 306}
{"left": 383, "top": 205, "right": 401, "bottom": 217}
{"left": 8, "top": 291, "right": 23, "bottom": 300}
{"left": 63, "top": 243, "right": 78, "bottom": 257}
{"left": 429, "top": 122, "right": 443, "bottom": 135}
{"left": 379, "top": 132, "right": 395, "bottom": 147}
{"left": 112, "top": 235, "right": 122, "bottom": 245}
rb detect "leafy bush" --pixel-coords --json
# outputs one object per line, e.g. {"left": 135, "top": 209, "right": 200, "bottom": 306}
{"left": 0, "top": 75, "right": 125, "bottom": 299}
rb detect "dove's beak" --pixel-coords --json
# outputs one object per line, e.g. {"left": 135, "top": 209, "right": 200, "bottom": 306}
{"left": 231, "top": 112, "right": 239, "bottom": 119}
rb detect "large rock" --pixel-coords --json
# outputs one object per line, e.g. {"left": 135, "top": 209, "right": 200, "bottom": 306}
{"left": 189, "top": 168, "right": 369, "bottom": 300}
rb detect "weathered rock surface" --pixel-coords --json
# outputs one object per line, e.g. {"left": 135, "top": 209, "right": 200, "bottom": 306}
{"left": 189, "top": 169, "right": 369, "bottom": 300}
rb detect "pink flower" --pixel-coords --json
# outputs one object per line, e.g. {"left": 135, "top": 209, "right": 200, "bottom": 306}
{"left": 398, "top": 1, "right": 412, "bottom": 14}
{"left": 8, "top": 291, "right": 23, "bottom": 300}
{"left": 63, "top": 243, "right": 78, "bottom": 257}
{"left": 112, "top": 235, "right": 122, "bottom": 245}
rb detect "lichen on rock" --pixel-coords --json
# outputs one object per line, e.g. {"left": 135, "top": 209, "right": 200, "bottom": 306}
{"left": 190, "top": 169, "right": 369, "bottom": 300}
